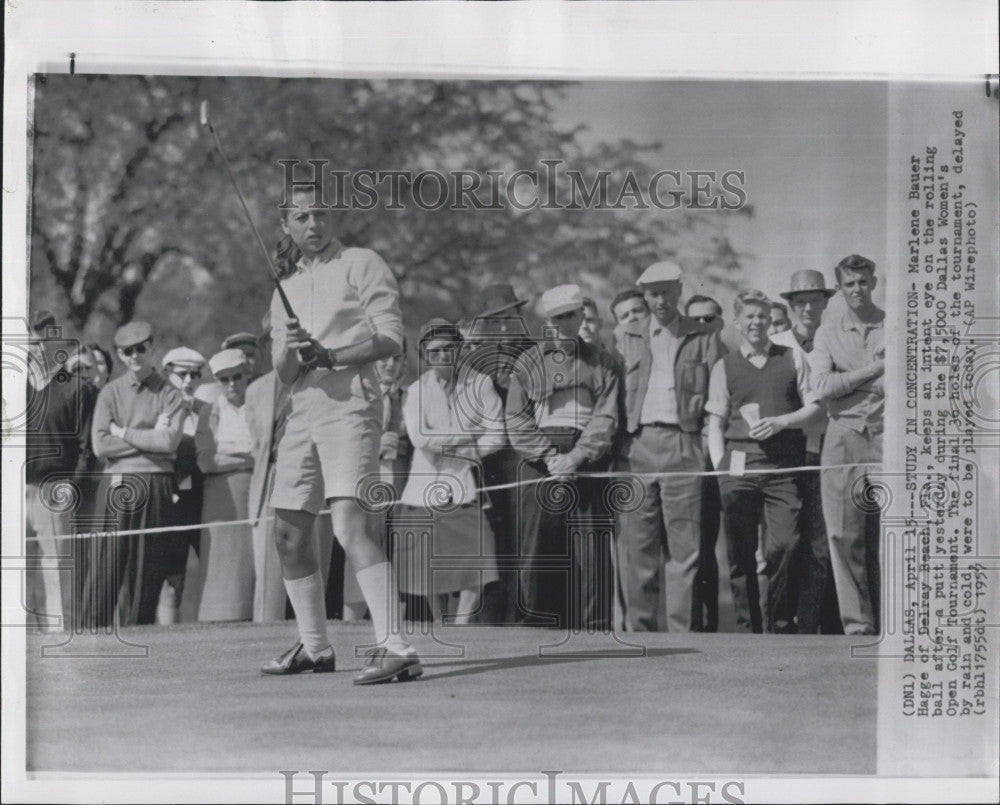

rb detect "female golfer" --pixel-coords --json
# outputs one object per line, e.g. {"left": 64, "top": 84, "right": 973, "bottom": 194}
{"left": 260, "top": 186, "right": 420, "bottom": 684}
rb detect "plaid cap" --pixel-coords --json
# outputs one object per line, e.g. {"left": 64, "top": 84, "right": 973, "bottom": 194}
{"left": 162, "top": 346, "right": 206, "bottom": 370}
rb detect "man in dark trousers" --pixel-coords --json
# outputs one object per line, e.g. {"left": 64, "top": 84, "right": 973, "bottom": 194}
{"left": 684, "top": 294, "right": 726, "bottom": 633}
{"left": 706, "top": 289, "right": 821, "bottom": 633}
{"left": 615, "top": 261, "right": 725, "bottom": 632}
{"left": 506, "top": 284, "right": 619, "bottom": 630}
{"left": 25, "top": 309, "right": 98, "bottom": 631}
{"left": 89, "top": 321, "right": 187, "bottom": 627}
{"left": 463, "top": 284, "right": 532, "bottom": 624}
{"left": 160, "top": 346, "right": 207, "bottom": 624}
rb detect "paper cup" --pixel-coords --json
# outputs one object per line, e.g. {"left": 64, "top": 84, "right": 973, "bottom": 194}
{"left": 740, "top": 403, "right": 761, "bottom": 425}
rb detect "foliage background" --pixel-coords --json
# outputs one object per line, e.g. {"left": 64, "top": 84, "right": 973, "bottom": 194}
{"left": 28, "top": 75, "right": 752, "bottom": 373}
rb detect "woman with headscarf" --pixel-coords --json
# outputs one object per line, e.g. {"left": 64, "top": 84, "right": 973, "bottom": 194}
{"left": 394, "top": 318, "right": 505, "bottom": 624}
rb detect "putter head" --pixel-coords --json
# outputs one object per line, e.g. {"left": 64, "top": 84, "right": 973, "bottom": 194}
{"left": 199, "top": 100, "right": 209, "bottom": 127}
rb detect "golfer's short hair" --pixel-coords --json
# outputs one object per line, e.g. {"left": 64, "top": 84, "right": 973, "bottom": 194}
{"left": 581, "top": 296, "right": 599, "bottom": 316}
{"left": 609, "top": 289, "right": 647, "bottom": 320}
{"left": 733, "top": 289, "right": 772, "bottom": 316}
{"left": 685, "top": 294, "right": 722, "bottom": 316}
{"left": 834, "top": 254, "right": 876, "bottom": 284}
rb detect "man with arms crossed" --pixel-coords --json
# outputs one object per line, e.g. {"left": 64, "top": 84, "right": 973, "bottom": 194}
{"left": 810, "top": 254, "right": 885, "bottom": 636}
{"left": 260, "top": 186, "right": 419, "bottom": 683}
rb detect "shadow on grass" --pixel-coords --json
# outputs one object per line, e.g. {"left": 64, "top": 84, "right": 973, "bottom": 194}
{"left": 420, "top": 647, "right": 700, "bottom": 681}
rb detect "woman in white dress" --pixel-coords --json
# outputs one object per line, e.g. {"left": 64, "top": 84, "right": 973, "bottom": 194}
{"left": 394, "top": 319, "right": 505, "bottom": 624}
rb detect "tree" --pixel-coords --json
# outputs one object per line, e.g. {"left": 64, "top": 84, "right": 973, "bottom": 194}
{"left": 28, "top": 75, "right": 750, "bottom": 356}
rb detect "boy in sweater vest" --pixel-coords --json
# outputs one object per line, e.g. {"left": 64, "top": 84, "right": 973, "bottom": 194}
{"left": 706, "top": 290, "right": 822, "bottom": 633}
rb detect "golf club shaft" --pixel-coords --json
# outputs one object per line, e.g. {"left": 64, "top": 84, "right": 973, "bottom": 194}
{"left": 201, "top": 103, "right": 297, "bottom": 320}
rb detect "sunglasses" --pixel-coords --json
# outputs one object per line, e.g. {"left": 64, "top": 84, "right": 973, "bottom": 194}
{"left": 692, "top": 315, "right": 718, "bottom": 323}
{"left": 172, "top": 369, "right": 202, "bottom": 380}
{"left": 217, "top": 372, "right": 245, "bottom": 385}
{"left": 120, "top": 342, "right": 149, "bottom": 357}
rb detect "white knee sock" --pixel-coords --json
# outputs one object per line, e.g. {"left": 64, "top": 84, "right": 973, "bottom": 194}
{"left": 283, "top": 572, "right": 332, "bottom": 659}
{"left": 355, "top": 561, "right": 410, "bottom": 654}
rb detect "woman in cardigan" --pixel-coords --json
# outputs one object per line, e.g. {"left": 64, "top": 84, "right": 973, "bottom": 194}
{"left": 195, "top": 348, "right": 256, "bottom": 621}
{"left": 394, "top": 319, "right": 505, "bottom": 624}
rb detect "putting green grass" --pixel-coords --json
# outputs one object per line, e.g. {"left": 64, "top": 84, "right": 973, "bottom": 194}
{"left": 26, "top": 622, "right": 875, "bottom": 774}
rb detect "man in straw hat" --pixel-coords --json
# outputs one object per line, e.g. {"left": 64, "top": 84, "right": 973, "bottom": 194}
{"left": 770, "top": 268, "right": 841, "bottom": 634}
{"left": 810, "top": 254, "right": 885, "bottom": 636}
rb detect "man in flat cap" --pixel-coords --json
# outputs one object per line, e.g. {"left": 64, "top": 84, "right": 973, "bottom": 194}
{"left": 24, "top": 309, "right": 98, "bottom": 630}
{"left": 614, "top": 261, "right": 726, "bottom": 632}
{"left": 464, "top": 283, "right": 533, "bottom": 623}
{"left": 810, "top": 255, "right": 885, "bottom": 636}
{"left": 88, "top": 320, "right": 187, "bottom": 627}
{"left": 505, "top": 283, "right": 620, "bottom": 630}
{"left": 770, "top": 269, "right": 841, "bottom": 634}
{"left": 159, "top": 346, "right": 208, "bottom": 622}
{"left": 221, "top": 331, "right": 266, "bottom": 382}
{"left": 194, "top": 331, "right": 265, "bottom": 408}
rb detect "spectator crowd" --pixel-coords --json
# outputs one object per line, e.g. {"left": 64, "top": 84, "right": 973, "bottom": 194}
{"left": 24, "top": 252, "right": 885, "bottom": 642}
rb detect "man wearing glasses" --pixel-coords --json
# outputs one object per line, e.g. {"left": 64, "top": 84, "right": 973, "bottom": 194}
{"left": 685, "top": 295, "right": 724, "bottom": 332}
{"left": 160, "top": 346, "right": 208, "bottom": 623}
{"left": 90, "top": 321, "right": 187, "bottom": 627}
{"left": 683, "top": 294, "right": 725, "bottom": 632}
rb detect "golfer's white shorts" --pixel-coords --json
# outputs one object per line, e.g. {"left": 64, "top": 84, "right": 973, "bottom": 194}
{"left": 270, "top": 364, "right": 381, "bottom": 513}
